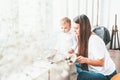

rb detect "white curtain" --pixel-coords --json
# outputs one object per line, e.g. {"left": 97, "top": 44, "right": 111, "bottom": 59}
{"left": 52, "top": 0, "right": 120, "bottom": 30}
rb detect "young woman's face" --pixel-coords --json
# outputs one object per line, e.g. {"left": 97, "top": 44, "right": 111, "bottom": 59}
{"left": 73, "top": 22, "right": 80, "bottom": 36}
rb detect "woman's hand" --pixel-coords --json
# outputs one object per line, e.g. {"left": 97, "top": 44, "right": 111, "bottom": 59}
{"left": 76, "top": 56, "right": 104, "bottom": 66}
{"left": 76, "top": 56, "right": 88, "bottom": 64}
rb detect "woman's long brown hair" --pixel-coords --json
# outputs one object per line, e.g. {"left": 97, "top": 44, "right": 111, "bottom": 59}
{"left": 73, "top": 14, "right": 91, "bottom": 70}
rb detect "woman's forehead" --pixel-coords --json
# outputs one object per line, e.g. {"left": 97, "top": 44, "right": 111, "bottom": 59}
{"left": 73, "top": 23, "right": 79, "bottom": 27}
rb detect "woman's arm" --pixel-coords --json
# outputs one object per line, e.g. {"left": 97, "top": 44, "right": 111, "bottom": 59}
{"left": 76, "top": 56, "right": 104, "bottom": 66}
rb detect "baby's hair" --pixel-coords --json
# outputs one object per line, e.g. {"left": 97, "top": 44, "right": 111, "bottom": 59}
{"left": 61, "top": 17, "right": 71, "bottom": 24}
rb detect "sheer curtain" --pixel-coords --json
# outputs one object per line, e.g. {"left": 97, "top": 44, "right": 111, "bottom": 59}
{"left": 52, "top": 0, "right": 120, "bottom": 31}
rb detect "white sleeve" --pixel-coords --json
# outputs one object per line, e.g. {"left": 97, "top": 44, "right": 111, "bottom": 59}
{"left": 71, "top": 34, "right": 77, "bottom": 51}
{"left": 89, "top": 35, "right": 106, "bottom": 59}
{"left": 75, "top": 46, "right": 78, "bottom": 54}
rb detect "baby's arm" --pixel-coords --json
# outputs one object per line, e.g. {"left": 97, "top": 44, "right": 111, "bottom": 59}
{"left": 71, "top": 34, "right": 78, "bottom": 53}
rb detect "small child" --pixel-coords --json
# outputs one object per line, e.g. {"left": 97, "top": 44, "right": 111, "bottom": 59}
{"left": 47, "top": 17, "right": 77, "bottom": 80}
{"left": 53, "top": 17, "right": 77, "bottom": 63}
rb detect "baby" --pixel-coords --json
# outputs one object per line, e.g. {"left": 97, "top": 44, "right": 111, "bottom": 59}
{"left": 53, "top": 17, "right": 77, "bottom": 64}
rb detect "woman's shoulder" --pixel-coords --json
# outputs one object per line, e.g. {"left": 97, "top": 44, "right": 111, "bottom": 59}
{"left": 90, "top": 32, "right": 100, "bottom": 40}
{"left": 90, "top": 32, "right": 102, "bottom": 39}
{"left": 89, "top": 32, "right": 105, "bottom": 45}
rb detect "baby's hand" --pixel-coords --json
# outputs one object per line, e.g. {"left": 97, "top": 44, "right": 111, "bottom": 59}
{"left": 68, "top": 49, "right": 74, "bottom": 54}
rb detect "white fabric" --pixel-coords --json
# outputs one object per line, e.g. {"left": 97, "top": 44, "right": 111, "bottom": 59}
{"left": 55, "top": 31, "right": 77, "bottom": 55}
{"left": 88, "top": 34, "right": 116, "bottom": 75}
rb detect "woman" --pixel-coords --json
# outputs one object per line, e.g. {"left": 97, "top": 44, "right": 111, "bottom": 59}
{"left": 73, "top": 14, "right": 117, "bottom": 80}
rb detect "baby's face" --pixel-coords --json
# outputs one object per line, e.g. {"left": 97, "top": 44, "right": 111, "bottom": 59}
{"left": 61, "top": 23, "right": 71, "bottom": 33}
